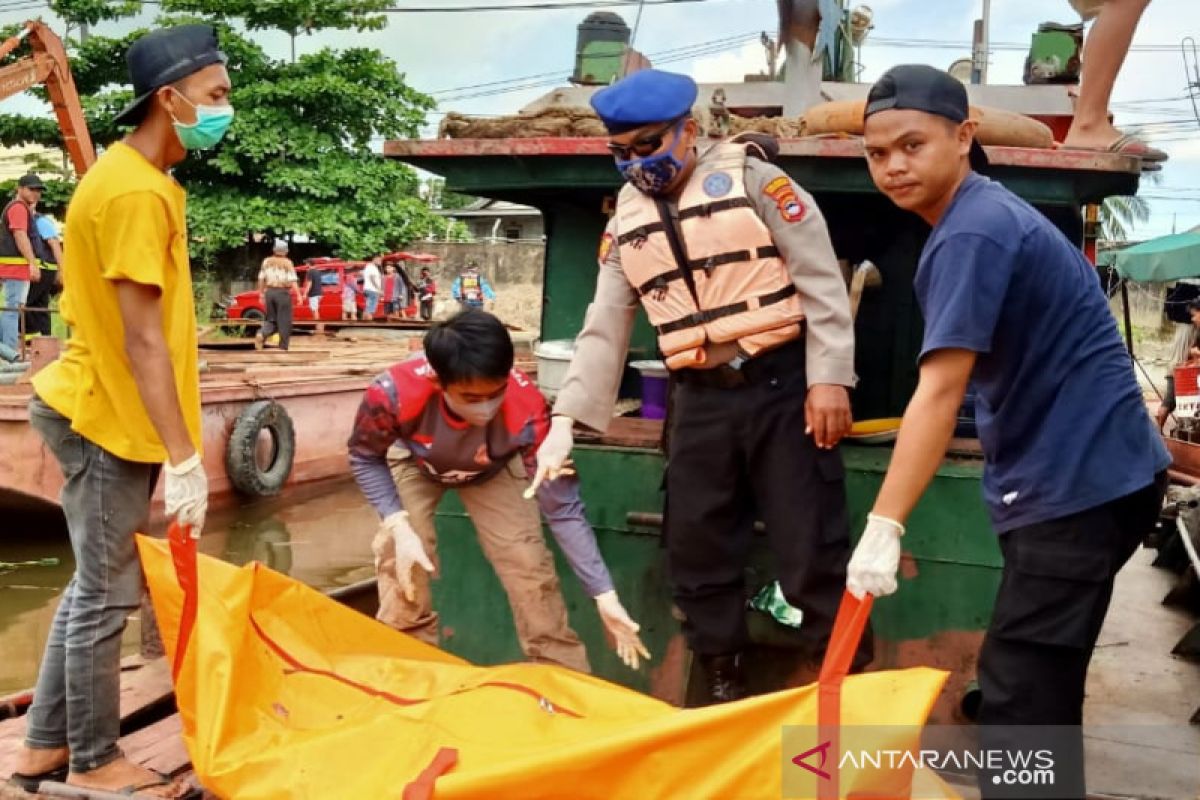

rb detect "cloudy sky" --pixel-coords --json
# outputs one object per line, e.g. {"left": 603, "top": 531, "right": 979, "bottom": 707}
{"left": 2, "top": 0, "right": 1198, "bottom": 238}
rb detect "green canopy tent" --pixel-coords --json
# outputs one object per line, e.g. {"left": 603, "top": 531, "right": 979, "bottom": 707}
{"left": 1098, "top": 230, "right": 1200, "bottom": 357}
{"left": 1111, "top": 230, "right": 1200, "bottom": 283}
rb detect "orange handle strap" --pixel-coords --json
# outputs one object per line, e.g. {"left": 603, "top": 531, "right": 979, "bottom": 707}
{"left": 816, "top": 591, "right": 874, "bottom": 800}
{"left": 166, "top": 522, "right": 198, "bottom": 681}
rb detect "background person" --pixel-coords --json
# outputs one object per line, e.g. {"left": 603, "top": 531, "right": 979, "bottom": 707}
{"left": 362, "top": 254, "right": 383, "bottom": 319}
{"left": 24, "top": 213, "right": 63, "bottom": 339}
{"left": 255, "top": 239, "right": 299, "bottom": 350}
{"left": 303, "top": 261, "right": 325, "bottom": 318}
{"left": 0, "top": 174, "right": 46, "bottom": 354}
{"left": 1062, "top": 0, "right": 1166, "bottom": 166}
{"left": 451, "top": 262, "right": 495, "bottom": 311}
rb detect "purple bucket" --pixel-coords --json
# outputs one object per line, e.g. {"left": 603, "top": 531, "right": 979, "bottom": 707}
{"left": 630, "top": 360, "right": 669, "bottom": 420}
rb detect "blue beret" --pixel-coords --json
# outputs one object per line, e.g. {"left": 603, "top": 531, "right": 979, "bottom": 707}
{"left": 590, "top": 69, "right": 698, "bottom": 134}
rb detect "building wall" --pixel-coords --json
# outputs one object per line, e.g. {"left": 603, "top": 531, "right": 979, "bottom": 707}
{"left": 416, "top": 241, "right": 546, "bottom": 331}
{"left": 464, "top": 216, "right": 545, "bottom": 242}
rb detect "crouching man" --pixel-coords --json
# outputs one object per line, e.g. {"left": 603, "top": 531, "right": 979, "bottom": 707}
{"left": 348, "top": 309, "right": 649, "bottom": 671}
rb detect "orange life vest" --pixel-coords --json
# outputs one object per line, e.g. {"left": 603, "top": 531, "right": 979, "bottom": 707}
{"left": 613, "top": 141, "right": 803, "bottom": 370}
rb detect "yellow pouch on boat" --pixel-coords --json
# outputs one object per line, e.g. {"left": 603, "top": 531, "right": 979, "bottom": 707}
{"left": 137, "top": 535, "right": 957, "bottom": 800}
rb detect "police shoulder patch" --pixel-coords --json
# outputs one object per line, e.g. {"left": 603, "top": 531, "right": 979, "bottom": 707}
{"left": 763, "top": 175, "right": 806, "bottom": 223}
{"left": 702, "top": 171, "right": 733, "bottom": 198}
{"left": 598, "top": 232, "right": 615, "bottom": 263}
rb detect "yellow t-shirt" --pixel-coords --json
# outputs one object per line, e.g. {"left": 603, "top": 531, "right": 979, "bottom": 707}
{"left": 32, "top": 142, "right": 201, "bottom": 464}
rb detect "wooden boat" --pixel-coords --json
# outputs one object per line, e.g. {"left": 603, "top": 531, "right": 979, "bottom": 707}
{"left": 0, "top": 334, "right": 425, "bottom": 522}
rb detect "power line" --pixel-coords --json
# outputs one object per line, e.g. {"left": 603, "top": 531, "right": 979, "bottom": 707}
{"left": 380, "top": 0, "right": 714, "bottom": 11}
{"left": 871, "top": 35, "right": 1182, "bottom": 52}
{"left": 133, "top": 0, "right": 718, "bottom": 11}
{"left": 433, "top": 31, "right": 758, "bottom": 102}
{"left": 427, "top": 30, "right": 757, "bottom": 95}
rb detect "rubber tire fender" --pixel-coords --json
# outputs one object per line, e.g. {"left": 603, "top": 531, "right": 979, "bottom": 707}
{"left": 225, "top": 400, "right": 296, "bottom": 497}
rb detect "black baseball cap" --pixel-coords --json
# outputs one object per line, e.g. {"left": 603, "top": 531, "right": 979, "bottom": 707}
{"left": 865, "top": 64, "right": 989, "bottom": 170}
{"left": 17, "top": 173, "right": 45, "bottom": 190}
{"left": 114, "top": 24, "right": 227, "bottom": 128}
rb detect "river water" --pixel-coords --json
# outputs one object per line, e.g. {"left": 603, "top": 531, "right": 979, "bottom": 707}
{"left": 0, "top": 479, "right": 377, "bottom": 696}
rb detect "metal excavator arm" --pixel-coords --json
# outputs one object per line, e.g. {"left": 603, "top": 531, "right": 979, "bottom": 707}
{"left": 0, "top": 20, "right": 96, "bottom": 176}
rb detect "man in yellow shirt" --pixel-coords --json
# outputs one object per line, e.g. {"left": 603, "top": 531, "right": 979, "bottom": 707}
{"left": 14, "top": 25, "right": 232, "bottom": 799}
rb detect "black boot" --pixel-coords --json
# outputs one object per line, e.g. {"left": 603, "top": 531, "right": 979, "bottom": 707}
{"left": 698, "top": 653, "right": 747, "bottom": 705}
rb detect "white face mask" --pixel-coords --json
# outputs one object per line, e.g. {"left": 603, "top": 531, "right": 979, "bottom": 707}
{"left": 444, "top": 393, "right": 504, "bottom": 426}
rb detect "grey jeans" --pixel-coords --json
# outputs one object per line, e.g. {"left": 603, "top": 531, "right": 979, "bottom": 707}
{"left": 25, "top": 396, "right": 157, "bottom": 772}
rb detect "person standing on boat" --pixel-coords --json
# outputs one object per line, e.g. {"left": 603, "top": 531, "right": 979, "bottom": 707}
{"left": 849, "top": 64, "right": 1170, "bottom": 797}
{"left": 348, "top": 310, "right": 649, "bottom": 672}
{"left": 1062, "top": 0, "right": 1167, "bottom": 167}
{"left": 15, "top": 24, "right": 230, "bottom": 799}
{"left": 302, "top": 262, "right": 325, "bottom": 319}
{"left": 255, "top": 239, "right": 299, "bottom": 350}
{"left": 24, "top": 213, "right": 64, "bottom": 340}
{"left": 418, "top": 267, "right": 437, "bottom": 321}
{"left": 451, "top": 262, "right": 495, "bottom": 311}
{"left": 533, "top": 69, "right": 868, "bottom": 705}
{"left": 362, "top": 254, "right": 384, "bottom": 319}
{"left": 0, "top": 173, "right": 47, "bottom": 356}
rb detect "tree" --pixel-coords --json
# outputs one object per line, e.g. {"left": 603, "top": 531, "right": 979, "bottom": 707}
{"left": 0, "top": 0, "right": 453, "bottom": 269}
{"left": 1100, "top": 194, "right": 1152, "bottom": 243}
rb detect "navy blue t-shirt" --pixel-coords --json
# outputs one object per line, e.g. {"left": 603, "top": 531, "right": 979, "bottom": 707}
{"left": 915, "top": 173, "right": 1169, "bottom": 533}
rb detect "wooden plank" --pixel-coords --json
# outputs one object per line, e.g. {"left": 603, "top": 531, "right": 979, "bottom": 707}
{"left": 0, "top": 660, "right": 174, "bottom": 781}
{"left": 577, "top": 416, "right": 663, "bottom": 450}
{"left": 119, "top": 716, "right": 188, "bottom": 778}
{"left": 199, "top": 350, "right": 333, "bottom": 365}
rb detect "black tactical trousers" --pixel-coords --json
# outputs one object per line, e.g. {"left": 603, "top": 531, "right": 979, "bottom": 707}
{"left": 665, "top": 339, "right": 871, "bottom": 667}
{"left": 977, "top": 472, "right": 1166, "bottom": 799}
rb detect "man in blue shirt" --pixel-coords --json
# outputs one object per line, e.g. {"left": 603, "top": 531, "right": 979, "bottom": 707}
{"left": 850, "top": 64, "right": 1169, "bottom": 797}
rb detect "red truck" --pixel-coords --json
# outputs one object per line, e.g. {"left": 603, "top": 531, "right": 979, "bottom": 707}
{"left": 224, "top": 254, "right": 432, "bottom": 324}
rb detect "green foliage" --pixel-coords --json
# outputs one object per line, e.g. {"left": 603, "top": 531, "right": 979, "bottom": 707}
{"left": 1101, "top": 194, "right": 1151, "bottom": 243}
{"left": 0, "top": 2, "right": 447, "bottom": 270}
{"left": 49, "top": 0, "right": 142, "bottom": 26}
{"left": 159, "top": 0, "right": 390, "bottom": 35}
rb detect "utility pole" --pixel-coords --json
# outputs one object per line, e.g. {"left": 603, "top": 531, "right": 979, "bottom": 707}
{"left": 971, "top": 0, "right": 990, "bottom": 84}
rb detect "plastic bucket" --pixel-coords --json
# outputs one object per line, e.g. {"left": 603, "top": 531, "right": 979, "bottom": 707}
{"left": 629, "top": 360, "right": 669, "bottom": 419}
{"left": 533, "top": 340, "right": 576, "bottom": 401}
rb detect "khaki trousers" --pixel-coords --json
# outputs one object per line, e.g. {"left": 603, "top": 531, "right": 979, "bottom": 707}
{"left": 373, "top": 457, "right": 590, "bottom": 672}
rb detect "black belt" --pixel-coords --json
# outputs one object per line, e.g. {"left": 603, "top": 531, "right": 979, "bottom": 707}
{"left": 672, "top": 330, "right": 805, "bottom": 389}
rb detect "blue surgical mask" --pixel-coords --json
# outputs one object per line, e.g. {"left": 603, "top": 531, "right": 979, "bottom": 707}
{"left": 170, "top": 89, "right": 235, "bottom": 150}
{"left": 616, "top": 121, "right": 692, "bottom": 195}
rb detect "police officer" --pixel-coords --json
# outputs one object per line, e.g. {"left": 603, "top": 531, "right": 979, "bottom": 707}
{"left": 848, "top": 65, "right": 1169, "bottom": 797}
{"left": 533, "top": 69, "right": 868, "bottom": 704}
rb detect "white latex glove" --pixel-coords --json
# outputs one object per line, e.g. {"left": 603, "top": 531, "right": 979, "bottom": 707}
{"left": 383, "top": 510, "right": 434, "bottom": 602}
{"left": 528, "top": 415, "right": 575, "bottom": 496}
{"left": 846, "top": 513, "right": 905, "bottom": 600}
{"left": 594, "top": 590, "right": 651, "bottom": 670}
{"left": 164, "top": 453, "right": 208, "bottom": 539}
